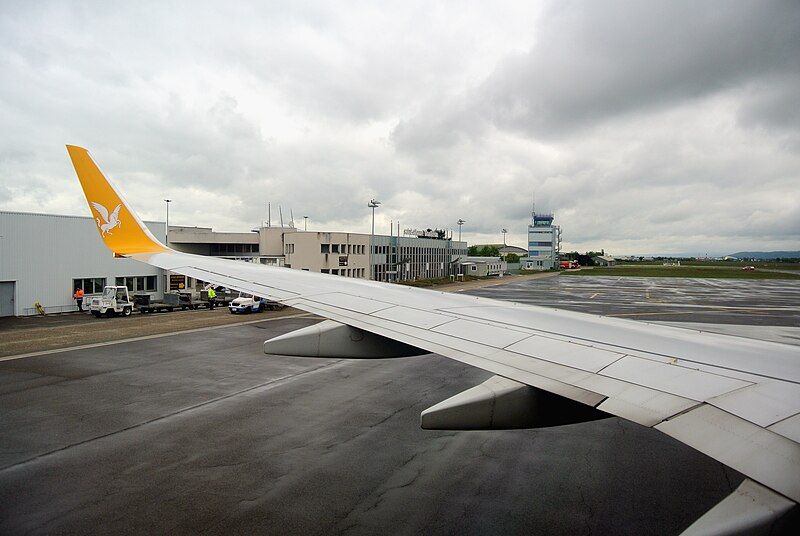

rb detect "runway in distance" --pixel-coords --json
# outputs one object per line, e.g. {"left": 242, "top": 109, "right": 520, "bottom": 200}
{"left": 67, "top": 145, "right": 800, "bottom": 534}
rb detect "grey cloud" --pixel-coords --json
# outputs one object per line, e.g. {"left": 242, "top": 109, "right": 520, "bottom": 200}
{"left": 485, "top": 0, "right": 799, "bottom": 137}
{"left": 737, "top": 74, "right": 800, "bottom": 138}
{"left": 394, "top": 0, "right": 800, "bottom": 152}
{"left": 1, "top": 1, "right": 798, "bottom": 254}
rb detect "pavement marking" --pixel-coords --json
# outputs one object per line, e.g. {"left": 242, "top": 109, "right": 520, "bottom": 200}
{"left": 0, "top": 312, "right": 317, "bottom": 362}
{"left": 0, "top": 358, "right": 348, "bottom": 473}
{"left": 589, "top": 293, "right": 599, "bottom": 299}
{"left": 608, "top": 311, "right": 701, "bottom": 317}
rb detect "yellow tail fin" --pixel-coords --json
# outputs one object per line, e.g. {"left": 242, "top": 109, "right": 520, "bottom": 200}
{"left": 66, "top": 145, "right": 167, "bottom": 256}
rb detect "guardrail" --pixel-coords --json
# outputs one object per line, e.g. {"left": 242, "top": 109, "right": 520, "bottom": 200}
{"left": 22, "top": 304, "right": 85, "bottom": 316}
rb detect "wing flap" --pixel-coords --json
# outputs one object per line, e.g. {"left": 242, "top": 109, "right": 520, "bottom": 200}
{"left": 431, "top": 318, "right": 531, "bottom": 348}
{"left": 656, "top": 404, "right": 800, "bottom": 502}
{"left": 599, "top": 355, "right": 752, "bottom": 401}
{"left": 768, "top": 414, "right": 800, "bottom": 443}
{"left": 371, "top": 306, "right": 456, "bottom": 329}
{"left": 506, "top": 335, "right": 626, "bottom": 373}
{"left": 709, "top": 380, "right": 800, "bottom": 428}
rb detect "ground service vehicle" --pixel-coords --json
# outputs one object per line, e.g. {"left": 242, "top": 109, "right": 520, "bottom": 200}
{"left": 176, "top": 291, "right": 212, "bottom": 310}
{"left": 229, "top": 294, "right": 266, "bottom": 314}
{"left": 90, "top": 286, "right": 134, "bottom": 317}
{"left": 135, "top": 292, "right": 181, "bottom": 313}
{"left": 560, "top": 260, "right": 579, "bottom": 269}
{"left": 264, "top": 300, "right": 286, "bottom": 311}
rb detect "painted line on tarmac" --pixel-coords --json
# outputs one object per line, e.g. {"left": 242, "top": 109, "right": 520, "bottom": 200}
{"left": 608, "top": 311, "right": 701, "bottom": 318}
{"left": 0, "top": 312, "right": 317, "bottom": 362}
{"left": 0, "top": 358, "right": 348, "bottom": 473}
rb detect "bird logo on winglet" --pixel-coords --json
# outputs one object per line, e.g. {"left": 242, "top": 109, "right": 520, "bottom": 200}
{"left": 91, "top": 201, "right": 122, "bottom": 236}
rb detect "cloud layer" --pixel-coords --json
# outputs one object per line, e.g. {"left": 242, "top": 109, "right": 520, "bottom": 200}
{"left": 1, "top": 0, "right": 798, "bottom": 254}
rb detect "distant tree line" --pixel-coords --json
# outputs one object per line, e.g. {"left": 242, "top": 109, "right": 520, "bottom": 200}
{"left": 468, "top": 245, "right": 500, "bottom": 257}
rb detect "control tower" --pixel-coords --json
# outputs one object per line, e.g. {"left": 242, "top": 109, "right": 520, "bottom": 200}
{"left": 526, "top": 208, "right": 561, "bottom": 270}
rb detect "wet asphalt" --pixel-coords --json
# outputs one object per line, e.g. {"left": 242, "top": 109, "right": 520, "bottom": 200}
{"left": 1, "top": 276, "right": 798, "bottom": 535}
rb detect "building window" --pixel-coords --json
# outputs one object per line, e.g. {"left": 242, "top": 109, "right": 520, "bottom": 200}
{"left": 72, "top": 277, "right": 106, "bottom": 294}
{"left": 332, "top": 244, "right": 340, "bottom": 253}
{"left": 115, "top": 276, "right": 157, "bottom": 292}
{"left": 321, "top": 269, "right": 329, "bottom": 274}
{"left": 321, "top": 244, "right": 330, "bottom": 254}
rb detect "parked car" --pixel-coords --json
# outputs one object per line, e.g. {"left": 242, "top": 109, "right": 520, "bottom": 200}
{"left": 742, "top": 266, "right": 756, "bottom": 271}
{"left": 228, "top": 294, "right": 266, "bottom": 314}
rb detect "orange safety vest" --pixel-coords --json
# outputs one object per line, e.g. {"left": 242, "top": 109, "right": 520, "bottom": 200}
{"left": 74, "top": 289, "right": 84, "bottom": 299}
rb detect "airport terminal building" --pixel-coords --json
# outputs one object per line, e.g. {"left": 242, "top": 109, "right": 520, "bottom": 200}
{"left": 1, "top": 210, "right": 467, "bottom": 315}
{"left": 0, "top": 211, "right": 165, "bottom": 317}
{"left": 172, "top": 226, "right": 467, "bottom": 284}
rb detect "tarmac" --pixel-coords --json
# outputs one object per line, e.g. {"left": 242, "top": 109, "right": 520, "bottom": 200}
{"left": 1, "top": 276, "right": 798, "bottom": 534}
{"left": 467, "top": 275, "right": 800, "bottom": 326}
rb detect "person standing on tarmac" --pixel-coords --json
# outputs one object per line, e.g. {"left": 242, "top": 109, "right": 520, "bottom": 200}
{"left": 207, "top": 287, "right": 217, "bottom": 310}
{"left": 73, "top": 287, "right": 85, "bottom": 312}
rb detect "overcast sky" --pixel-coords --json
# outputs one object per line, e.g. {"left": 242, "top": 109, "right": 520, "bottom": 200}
{"left": 1, "top": 0, "right": 798, "bottom": 255}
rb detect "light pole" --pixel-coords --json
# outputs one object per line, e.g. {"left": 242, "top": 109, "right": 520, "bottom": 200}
{"left": 368, "top": 199, "right": 381, "bottom": 280}
{"left": 164, "top": 199, "right": 171, "bottom": 245}
{"left": 303, "top": 215, "right": 308, "bottom": 231}
{"left": 502, "top": 228, "right": 507, "bottom": 246}
{"left": 457, "top": 219, "right": 465, "bottom": 242}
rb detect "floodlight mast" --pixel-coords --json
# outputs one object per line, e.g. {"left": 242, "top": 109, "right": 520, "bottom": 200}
{"left": 368, "top": 199, "right": 381, "bottom": 280}
{"left": 164, "top": 199, "right": 172, "bottom": 245}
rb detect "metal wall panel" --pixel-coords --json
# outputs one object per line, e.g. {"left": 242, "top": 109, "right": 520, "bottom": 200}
{"left": 0, "top": 211, "right": 165, "bottom": 315}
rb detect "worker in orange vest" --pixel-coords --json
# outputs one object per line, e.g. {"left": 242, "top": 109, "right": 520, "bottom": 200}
{"left": 73, "top": 287, "right": 85, "bottom": 312}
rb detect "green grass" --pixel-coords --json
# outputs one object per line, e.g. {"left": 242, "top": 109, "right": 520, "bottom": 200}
{"left": 397, "top": 275, "right": 486, "bottom": 287}
{"left": 619, "top": 260, "right": 800, "bottom": 270}
{"left": 562, "top": 266, "right": 800, "bottom": 279}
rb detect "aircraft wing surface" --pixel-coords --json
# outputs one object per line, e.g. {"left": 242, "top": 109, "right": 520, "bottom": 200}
{"left": 68, "top": 145, "right": 800, "bottom": 533}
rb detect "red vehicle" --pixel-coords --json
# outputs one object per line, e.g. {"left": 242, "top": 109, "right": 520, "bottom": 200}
{"left": 560, "top": 260, "right": 579, "bottom": 269}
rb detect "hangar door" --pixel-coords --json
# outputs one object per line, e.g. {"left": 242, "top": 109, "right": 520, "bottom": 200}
{"left": 0, "top": 282, "right": 14, "bottom": 317}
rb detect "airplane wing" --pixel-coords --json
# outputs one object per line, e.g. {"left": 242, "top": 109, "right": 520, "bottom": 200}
{"left": 67, "top": 145, "right": 800, "bottom": 534}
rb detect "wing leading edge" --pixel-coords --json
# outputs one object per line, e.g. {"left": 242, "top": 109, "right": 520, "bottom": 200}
{"left": 68, "top": 146, "right": 800, "bottom": 530}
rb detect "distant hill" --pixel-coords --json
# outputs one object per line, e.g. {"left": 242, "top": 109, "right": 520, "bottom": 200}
{"left": 727, "top": 251, "right": 800, "bottom": 259}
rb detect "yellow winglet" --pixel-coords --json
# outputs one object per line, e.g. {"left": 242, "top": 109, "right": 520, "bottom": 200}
{"left": 66, "top": 145, "right": 167, "bottom": 256}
